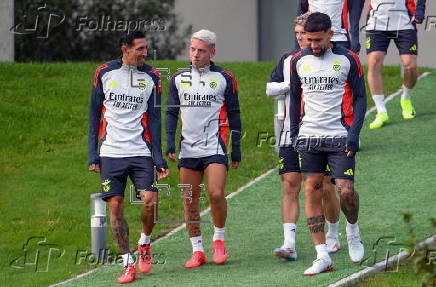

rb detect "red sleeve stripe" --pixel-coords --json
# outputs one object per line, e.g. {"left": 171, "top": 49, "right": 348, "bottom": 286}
{"left": 406, "top": 0, "right": 416, "bottom": 16}
{"left": 98, "top": 106, "right": 107, "bottom": 141}
{"left": 141, "top": 112, "right": 151, "bottom": 142}
{"left": 342, "top": 81, "right": 354, "bottom": 127}
{"left": 290, "top": 51, "right": 303, "bottom": 75}
{"left": 93, "top": 64, "right": 108, "bottom": 87}
{"left": 219, "top": 102, "right": 228, "bottom": 145}
{"left": 348, "top": 51, "right": 364, "bottom": 77}
{"left": 149, "top": 68, "right": 162, "bottom": 94}
{"left": 222, "top": 70, "right": 238, "bottom": 93}
{"left": 342, "top": 0, "right": 349, "bottom": 30}
{"left": 366, "top": 2, "right": 373, "bottom": 18}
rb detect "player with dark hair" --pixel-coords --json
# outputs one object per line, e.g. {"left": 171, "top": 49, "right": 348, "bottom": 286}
{"left": 296, "top": 0, "right": 364, "bottom": 253}
{"left": 166, "top": 29, "right": 242, "bottom": 268}
{"left": 289, "top": 12, "right": 366, "bottom": 275}
{"left": 266, "top": 12, "right": 338, "bottom": 262}
{"left": 88, "top": 31, "right": 168, "bottom": 284}
{"left": 366, "top": 0, "right": 427, "bottom": 129}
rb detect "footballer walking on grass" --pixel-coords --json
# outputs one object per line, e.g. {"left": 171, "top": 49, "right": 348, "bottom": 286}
{"left": 166, "top": 29, "right": 242, "bottom": 268}
{"left": 289, "top": 13, "right": 366, "bottom": 275}
{"left": 88, "top": 31, "right": 168, "bottom": 284}
{"left": 296, "top": 0, "right": 365, "bottom": 254}
{"left": 266, "top": 13, "right": 337, "bottom": 262}
{"left": 366, "top": 0, "right": 427, "bottom": 129}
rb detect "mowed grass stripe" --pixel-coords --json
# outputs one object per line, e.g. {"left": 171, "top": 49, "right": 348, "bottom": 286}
{"left": 58, "top": 74, "right": 435, "bottom": 286}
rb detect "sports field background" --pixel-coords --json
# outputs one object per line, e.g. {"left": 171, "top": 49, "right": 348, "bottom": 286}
{"left": 0, "top": 62, "right": 435, "bottom": 286}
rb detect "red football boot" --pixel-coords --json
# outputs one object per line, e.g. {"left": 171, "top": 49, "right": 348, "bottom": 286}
{"left": 212, "top": 240, "right": 228, "bottom": 264}
{"left": 184, "top": 251, "right": 207, "bottom": 268}
{"left": 117, "top": 264, "right": 137, "bottom": 284}
{"left": 137, "top": 244, "right": 152, "bottom": 274}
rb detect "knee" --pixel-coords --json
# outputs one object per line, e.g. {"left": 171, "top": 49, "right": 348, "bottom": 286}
{"left": 208, "top": 190, "right": 225, "bottom": 205}
{"left": 283, "top": 178, "right": 301, "bottom": 194}
{"left": 305, "top": 182, "right": 322, "bottom": 193}
{"left": 368, "top": 56, "right": 384, "bottom": 71}
{"left": 403, "top": 59, "right": 417, "bottom": 71}
{"left": 143, "top": 197, "right": 155, "bottom": 210}
{"left": 108, "top": 197, "right": 123, "bottom": 215}
{"left": 337, "top": 184, "right": 356, "bottom": 200}
{"left": 304, "top": 183, "right": 323, "bottom": 203}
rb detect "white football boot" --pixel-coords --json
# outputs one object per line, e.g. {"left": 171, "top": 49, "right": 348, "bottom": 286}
{"left": 347, "top": 233, "right": 364, "bottom": 263}
{"left": 303, "top": 256, "right": 334, "bottom": 276}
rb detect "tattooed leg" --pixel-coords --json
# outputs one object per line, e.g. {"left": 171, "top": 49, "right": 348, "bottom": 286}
{"left": 336, "top": 179, "right": 359, "bottom": 224}
{"left": 108, "top": 196, "right": 130, "bottom": 254}
{"left": 307, "top": 215, "right": 326, "bottom": 233}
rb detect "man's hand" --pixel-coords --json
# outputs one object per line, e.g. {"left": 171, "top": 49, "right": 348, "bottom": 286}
{"left": 350, "top": 42, "right": 361, "bottom": 54}
{"left": 345, "top": 150, "right": 355, "bottom": 158}
{"left": 231, "top": 161, "right": 240, "bottom": 169}
{"left": 412, "top": 16, "right": 423, "bottom": 24}
{"left": 89, "top": 164, "right": 100, "bottom": 173}
{"left": 156, "top": 168, "right": 169, "bottom": 180}
{"left": 166, "top": 153, "right": 177, "bottom": 162}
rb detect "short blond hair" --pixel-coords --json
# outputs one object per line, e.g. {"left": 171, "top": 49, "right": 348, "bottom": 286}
{"left": 191, "top": 29, "right": 216, "bottom": 48}
{"left": 295, "top": 12, "right": 311, "bottom": 27}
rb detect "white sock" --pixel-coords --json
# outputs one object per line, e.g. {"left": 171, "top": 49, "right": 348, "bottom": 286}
{"left": 315, "top": 244, "right": 329, "bottom": 259}
{"left": 213, "top": 226, "right": 226, "bottom": 241}
{"left": 138, "top": 232, "right": 151, "bottom": 245}
{"left": 346, "top": 221, "right": 360, "bottom": 237}
{"left": 372, "top": 94, "right": 387, "bottom": 114}
{"left": 190, "top": 235, "right": 204, "bottom": 252}
{"left": 283, "top": 223, "right": 296, "bottom": 249}
{"left": 121, "top": 253, "right": 134, "bottom": 266}
{"left": 326, "top": 220, "right": 339, "bottom": 238}
{"left": 401, "top": 85, "right": 412, "bottom": 100}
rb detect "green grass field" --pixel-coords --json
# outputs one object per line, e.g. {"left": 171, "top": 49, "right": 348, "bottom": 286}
{"left": 0, "top": 61, "right": 434, "bottom": 287}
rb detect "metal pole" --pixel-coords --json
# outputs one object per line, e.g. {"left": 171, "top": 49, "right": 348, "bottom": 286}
{"left": 274, "top": 98, "right": 285, "bottom": 155}
{"left": 90, "top": 193, "right": 107, "bottom": 263}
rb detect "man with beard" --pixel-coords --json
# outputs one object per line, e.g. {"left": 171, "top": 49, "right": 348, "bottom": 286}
{"left": 288, "top": 12, "right": 366, "bottom": 275}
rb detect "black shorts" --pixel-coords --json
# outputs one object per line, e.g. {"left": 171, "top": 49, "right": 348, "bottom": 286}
{"left": 295, "top": 137, "right": 355, "bottom": 181}
{"left": 178, "top": 154, "right": 228, "bottom": 171}
{"left": 366, "top": 29, "right": 418, "bottom": 55}
{"left": 278, "top": 146, "right": 300, "bottom": 175}
{"left": 100, "top": 156, "right": 157, "bottom": 201}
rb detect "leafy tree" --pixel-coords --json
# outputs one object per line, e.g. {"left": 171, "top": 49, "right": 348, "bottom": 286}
{"left": 13, "top": 0, "right": 191, "bottom": 61}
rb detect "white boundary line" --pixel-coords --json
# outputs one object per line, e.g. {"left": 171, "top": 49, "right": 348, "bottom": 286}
{"left": 327, "top": 235, "right": 435, "bottom": 287}
{"left": 328, "top": 71, "right": 433, "bottom": 287}
{"left": 51, "top": 72, "right": 432, "bottom": 287}
{"left": 49, "top": 168, "right": 276, "bottom": 286}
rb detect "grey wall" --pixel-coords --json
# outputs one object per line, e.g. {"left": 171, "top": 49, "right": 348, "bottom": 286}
{"left": 0, "top": 0, "right": 14, "bottom": 61}
{"left": 174, "top": 0, "right": 258, "bottom": 62}
{"left": 358, "top": 0, "right": 436, "bottom": 68}
{"left": 259, "top": 0, "right": 297, "bottom": 61}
